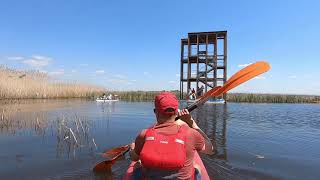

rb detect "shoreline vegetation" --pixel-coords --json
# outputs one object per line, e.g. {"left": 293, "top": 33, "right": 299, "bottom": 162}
{"left": 0, "top": 66, "right": 104, "bottom": 99}
{"left": 1, "top": 66, "right": 319, "bottom": 104}
{"left": 113, "top": 91, "right": 320, "bottom": 104}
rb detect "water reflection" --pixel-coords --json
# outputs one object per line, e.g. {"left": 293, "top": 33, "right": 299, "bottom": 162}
{"left": 97, "top": 101, "right": 116, "bottom": 114}
{"left": 193, "top": 104, "right": 245, "bottom": 179}
{"left": 1, "top": 100, "right": 234, "bottom": 179}
{"left": 0, "top": 108, "right": 49, "bottom": 137}
{"left": 1, "top": 100, "right": 320, "bottom": 179}
{"left": 0, "top": 101, "right": 98, "bottom": 160}
{"left": 55, "top": 114, "right": 96, "bottom": 159}
{"left": 194, "top": 103, "right": 228, "bottom": 160}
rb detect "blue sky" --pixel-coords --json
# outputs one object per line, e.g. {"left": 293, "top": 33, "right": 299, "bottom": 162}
{"left": 1, "top": 0, "right": 319, "bottom": 95}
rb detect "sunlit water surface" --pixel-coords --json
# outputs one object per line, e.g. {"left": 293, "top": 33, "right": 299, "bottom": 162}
{"left": 0, "top": 99, "right": 319, "bottom": 180}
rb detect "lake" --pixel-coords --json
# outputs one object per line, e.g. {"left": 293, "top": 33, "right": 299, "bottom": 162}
{"left": 0, "top": 99, "right": 319, "bottom": 180}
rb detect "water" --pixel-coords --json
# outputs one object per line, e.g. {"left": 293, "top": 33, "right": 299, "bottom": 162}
{"left": 0, "top": 100, "right": 320, "bottom": 180}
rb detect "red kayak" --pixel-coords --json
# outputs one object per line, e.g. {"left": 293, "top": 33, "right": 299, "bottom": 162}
{"left": 124, "top": 151, "right": 210, "bottom": 180}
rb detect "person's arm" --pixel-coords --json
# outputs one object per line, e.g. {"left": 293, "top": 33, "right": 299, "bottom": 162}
{"left": 129, "top": 129, "right": 146, "bottom": 161}
{"left": 129, "top": 143, "right": 139, "bottom": 161}
{"left": 177, "top": 109, "right": 215, "bottom": 155}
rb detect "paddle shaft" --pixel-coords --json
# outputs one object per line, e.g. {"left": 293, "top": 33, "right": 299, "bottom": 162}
{"left": 174, "top": 104, "right": 197, "bottom": 121}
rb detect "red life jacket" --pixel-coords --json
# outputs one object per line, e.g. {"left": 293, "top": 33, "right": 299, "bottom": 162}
{"left": 140, "top": 124, "right": 188, "bottom": 170}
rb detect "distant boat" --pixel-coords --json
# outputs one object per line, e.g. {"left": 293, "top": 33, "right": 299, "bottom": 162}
{"left": 187, "top": 98, "right": 225, "bottom": 105}
{"left": 96, "top": 98, "right": 119, "bottom": 102}
{"left": 96, "top": 94, "right": 119, "bottom": 102}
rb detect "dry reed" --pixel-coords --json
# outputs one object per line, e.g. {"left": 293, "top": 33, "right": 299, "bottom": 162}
{"left": 0, "top": 66, "right": 105, "bottom": 99}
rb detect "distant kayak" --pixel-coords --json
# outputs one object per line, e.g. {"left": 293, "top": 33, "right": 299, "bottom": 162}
{"left": 187, "top": 99, "right": 225, "bottom": 105}
{"left": 124, "top": 151, "right": 210, "bottom": 180}
{"left": 96, "top": 98, "right": 119, "bottom": 102}
{"left": 96, "top": 94, "right": 119, "bottom": 102}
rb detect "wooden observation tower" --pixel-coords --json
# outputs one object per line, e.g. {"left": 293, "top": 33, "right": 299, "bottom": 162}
{"left": 179, "top": 31, "right": 227, "bottom": 100}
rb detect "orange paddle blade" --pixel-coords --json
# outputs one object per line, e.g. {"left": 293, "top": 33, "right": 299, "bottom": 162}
{"left": 213, "top": 61, "right": 270, "bottom": 96}
{"left": 93, "top": 159, "right": 115, "bottom": 172}
{"left": 102, "top": 145, "right": 130, "bottom": 158}
{"left": 185, "top": 61, "right": 270, "bottom": 112}
{"left": 227, "top": 61, "right": 268, "bottom": 83}
{"left": 199, "top": 86, "right": 221, "bottom": 100}
{"left": 93, "top": 145, "right": 130, "bottom": 172}
{"left": 195, "top": 86, "right": 221, "bottom": 105}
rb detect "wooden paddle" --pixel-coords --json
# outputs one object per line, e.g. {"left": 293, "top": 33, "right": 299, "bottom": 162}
{"left": 185, "top": 61, "right": 270, "bottom": 112}
{"left": 92, "top": 61, "right": 271, "bottom": 172}
{"left": 93, "top": 145, "right": 130, "bottom": 172}
{"left": 101, "top": 145, "right": 130, "bottom": 158}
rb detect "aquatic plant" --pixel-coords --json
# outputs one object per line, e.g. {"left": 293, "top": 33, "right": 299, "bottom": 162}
{"left": 55, "top": 114, "right": 98, "bottom": 158}
{"left": 0, "top": 104, "right": 97, "bottom": 158}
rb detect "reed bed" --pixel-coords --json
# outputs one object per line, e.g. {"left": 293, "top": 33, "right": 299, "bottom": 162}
{"left": 110, "top": 91, "right": 320, "bottom": 104}
{"left": 226, "top": 93, "right": 320, "bottom": 103}
{"left": 0, "top": 66, "right": 105, "bottom": 99}
{"left": 111, "top": 90, "right": 180, "bottom": 101}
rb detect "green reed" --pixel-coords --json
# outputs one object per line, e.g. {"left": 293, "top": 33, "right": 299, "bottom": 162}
{"left": 226, "top": 93, "right": 320, "bottom": 103}
{"left": 107, "top": 91, "right": 320, "bottom": 104}
{"left": 109, "top": 90, "right": 180, "bottom": 101}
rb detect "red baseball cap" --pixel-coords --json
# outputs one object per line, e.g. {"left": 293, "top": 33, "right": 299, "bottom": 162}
{"left": 154, "top": 92, "right": 179, "bottom": 115}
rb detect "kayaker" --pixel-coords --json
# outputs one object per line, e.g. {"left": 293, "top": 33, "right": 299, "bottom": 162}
{"left": 107, "top": 94, "right": 113, "bottom": 100}
{"left": 129, "top": 92, "right": 214, "bottom": 179}
{"left": 197, "top": 85, "right": 204, "bottom": 97}
{"left": 191, "top": 88, "right": 196, "bottom": 99}
{"left": 187, "top": 88, "right": 192, "bottom": 100}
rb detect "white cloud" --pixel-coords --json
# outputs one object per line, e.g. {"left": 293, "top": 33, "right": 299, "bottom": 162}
{"left": 7, "top": 56, "right": 24, "bottom": 60}
{"left": 143, "top": 71, "right": 152, "bottom": 78}
{"left": 106, "top": 78, "right": 126, "bottom": 84}
{"left": 39, "top": 70, "right": 48, "bottom": 74}
{"left": 80, "top": 63, "right": 89, "bottom": 67}
{"left": 289, "top": 75, "right": 297, "bottom": 79}
{"left": 253, "top": 76, "right": 266, "bottom": 80}
{"left": 238, "top": 63, "right": 252, "bottom": 68}
{"left": 23, "top": 55, "right": 51, "bottom": 68}
{"left": 175, "top": 74, "right": 180, "bottom": 77}
{"left": 114, "top": 74, "right": 126, "bottom": 79}
{"left": 95, "top": 70, "right": 105, "bottom": 75}
{"left": 168, "top": 81, "right": 176, "bottom": 84}
{"left": 32, "top": 55, "right": 49, "bottom": 60}
{"left": 71, "top": 69, "right": 77, "bottom": 73}
{"left": 49, "top": 69, "right": 65, "bottom": 76}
